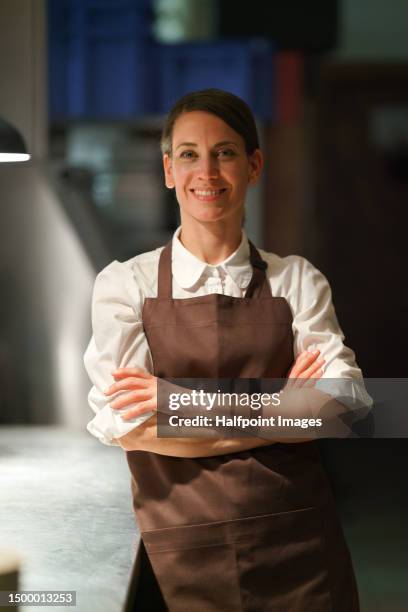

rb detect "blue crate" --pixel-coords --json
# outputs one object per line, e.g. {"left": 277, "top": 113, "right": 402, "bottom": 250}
{"left": 156, "top": 39, "right": 275, "bottom": 120}
{"left": 48, "top": 0, "right": 155, "bottom": 120}
{"left": 48, "top": 1, "right": 275, "bottom": 121}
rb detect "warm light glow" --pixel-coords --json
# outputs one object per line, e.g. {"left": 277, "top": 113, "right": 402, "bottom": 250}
{"left": 0, "top": 153, "right": 30, "bottom": 162}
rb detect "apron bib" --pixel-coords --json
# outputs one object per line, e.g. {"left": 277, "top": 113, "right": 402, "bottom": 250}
{"left": 123, "top": 241, "right": 359, "bottom": 612}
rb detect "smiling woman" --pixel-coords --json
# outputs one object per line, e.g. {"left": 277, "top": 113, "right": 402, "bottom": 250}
{"left": 162, "top": 110, "right": 263, "bottom": 231}
{"left": 84, "top": 89, "right": 369, "bottom": 611}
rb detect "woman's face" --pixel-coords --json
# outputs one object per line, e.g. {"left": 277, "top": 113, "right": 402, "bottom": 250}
{"left": 163, "top": 111, "right": 263, "bottom": 226}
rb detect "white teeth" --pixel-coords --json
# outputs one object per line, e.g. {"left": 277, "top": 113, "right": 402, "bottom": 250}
{"left": 194, "top": 189, "right": 224, "bottom": 196}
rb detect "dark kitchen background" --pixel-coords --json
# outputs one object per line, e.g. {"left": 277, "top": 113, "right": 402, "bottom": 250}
{"left": 0, "top": 1, "right": 407, "bottom": 611}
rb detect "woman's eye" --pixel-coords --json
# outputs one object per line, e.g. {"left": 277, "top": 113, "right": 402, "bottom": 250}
{"left": 179, "top": 150, "right": 196, "bottom": 159}
{"left": 217, "top": 148, "right": 235, "bottom": 158}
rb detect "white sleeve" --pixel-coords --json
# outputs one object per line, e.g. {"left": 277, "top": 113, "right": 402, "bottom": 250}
{"left": 290, "top": 257, "right": 372, "bottom": 416}
{"left": 83, "top": 260, "right": 154, "bottom": 446}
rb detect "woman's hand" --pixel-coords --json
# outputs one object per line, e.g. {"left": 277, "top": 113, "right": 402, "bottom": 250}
{"left": 104, "top": 367, "right": 157, "bottom": 421}
{"left": 285, "top": 350, "right": 325, "bottom": 389}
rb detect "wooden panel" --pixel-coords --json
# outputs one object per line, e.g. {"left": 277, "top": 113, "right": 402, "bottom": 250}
{"left": 314, "top": 64, "right": 408, "bottom": 376}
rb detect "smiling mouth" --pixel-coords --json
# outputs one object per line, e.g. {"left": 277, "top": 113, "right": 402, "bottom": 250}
{"left": 190, "top": 188, "right": 227, "bottom": 201}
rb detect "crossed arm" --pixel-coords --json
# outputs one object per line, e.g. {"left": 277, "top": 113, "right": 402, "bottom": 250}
{"left": 106, "top": 351, "right": 329, "bottom": 457}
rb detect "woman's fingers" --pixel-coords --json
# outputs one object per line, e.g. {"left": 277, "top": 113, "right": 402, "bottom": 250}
{"left": 105, "top": 370, "right": 158, "bottom": 415}
{"left": 286, "top": 350, "right": 325, "bottom": 389}
{"left": 110, "top": 388, "right": 152, "bottom": 410}
{"left": 120, "top": 399, "right": 157, "bottom": 420}
{"left": 288, "top": 350, "right": 321, "bottom": 379}
{"left": 111, "top": 367, "right": 151, "bottom": 379}
{"left": 293, "top": 365, "right": 324, "bottom": 389}
{"left": 298, "top": 358, "right": 325, "bottom": 379}
{"left": 301, "top": 369, "right": 323, "bottom": 389}
{"left": 104, "top": 376, "right": 149, "bottom": 396}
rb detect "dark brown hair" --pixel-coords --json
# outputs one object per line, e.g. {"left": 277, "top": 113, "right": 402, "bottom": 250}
{"left": 160, "top": 88, "right": 259, "bottom": 157}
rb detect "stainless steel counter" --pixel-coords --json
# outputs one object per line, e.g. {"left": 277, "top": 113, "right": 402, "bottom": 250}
{"left": 2, "top": 428, "right": 408, "bottom": 611}
{"left": 0, "top": 427, "right": 137, "bottom": 612}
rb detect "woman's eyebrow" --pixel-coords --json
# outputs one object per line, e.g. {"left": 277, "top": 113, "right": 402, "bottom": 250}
{"left": 175, "top": 142, "right": 197, "bottom": 150}
{"left": 175, "top": 140, "right": 238, "bottom": 151}
{"left": 213, "top": 140, "right": 239, "bottom": 148}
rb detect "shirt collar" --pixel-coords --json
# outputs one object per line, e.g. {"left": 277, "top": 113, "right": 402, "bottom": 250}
{"left": 172, "top": 226, "right": 253, "bottom": 290}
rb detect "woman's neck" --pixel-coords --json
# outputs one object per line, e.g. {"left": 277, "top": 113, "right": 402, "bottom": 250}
{"left": 178, "top": 218, "right": 243, "bottom": 265}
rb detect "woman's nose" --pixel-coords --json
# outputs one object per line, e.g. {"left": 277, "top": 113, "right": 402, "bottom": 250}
{"left": 197, "top": 155, "right": 220, "bottom": 179}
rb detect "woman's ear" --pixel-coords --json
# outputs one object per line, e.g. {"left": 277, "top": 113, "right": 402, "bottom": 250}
{"left": 248, "top": 149, "right": 264, "bottom": 185}
{"left": 163, "top": 154, "right": 175, "bottom": 189}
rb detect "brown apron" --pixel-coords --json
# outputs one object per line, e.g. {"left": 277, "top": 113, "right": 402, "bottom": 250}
{"left": 123, "top": 240, "right": 359, "bottom": 612}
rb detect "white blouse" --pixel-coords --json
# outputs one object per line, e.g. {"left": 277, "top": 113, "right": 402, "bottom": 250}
{"left": 84, "top": 226, "right": 371, "bottom": 446}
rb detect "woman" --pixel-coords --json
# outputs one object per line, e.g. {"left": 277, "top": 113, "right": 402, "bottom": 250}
{"left": 84, "top": 89, "right": 369, "bottom": 611}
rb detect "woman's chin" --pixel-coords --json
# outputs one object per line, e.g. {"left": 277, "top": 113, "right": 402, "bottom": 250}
{"left": 181, "top": 206, "right": 241, "bottom": 225}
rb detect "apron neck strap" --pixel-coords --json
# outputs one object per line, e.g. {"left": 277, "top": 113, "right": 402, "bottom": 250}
{"left": 245, "top": 241, "right": 271, "bottom": 298}
{"left": 157, "top": 238, "right": 271, "bottom": 299}
{"left": 157, "top": 240, "right": 173, "bottom": 298}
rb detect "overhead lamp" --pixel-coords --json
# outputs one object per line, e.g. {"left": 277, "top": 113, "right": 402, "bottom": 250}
{"left": 0, "top": 117, "right": 30, "bottom": 162}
